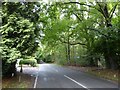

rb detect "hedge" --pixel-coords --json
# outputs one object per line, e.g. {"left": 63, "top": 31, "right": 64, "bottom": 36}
{"left": 19, "top": 58, "right": 37, "bottom": 67}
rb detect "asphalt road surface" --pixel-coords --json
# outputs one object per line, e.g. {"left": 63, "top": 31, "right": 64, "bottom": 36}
{"left": 20, "top": 64, "right": 119, "bottom": 90}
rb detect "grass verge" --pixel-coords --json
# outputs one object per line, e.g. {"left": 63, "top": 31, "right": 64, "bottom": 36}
{"left": 67, "top": 66, "right": 119, "bottom": 83}
{"left": 2, "top": 72, "right": 35, "bottom": 88}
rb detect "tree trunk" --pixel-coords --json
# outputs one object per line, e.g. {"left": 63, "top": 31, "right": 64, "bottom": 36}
{"left": 89, "top": 57, "right": 95, "bottom": 67}
{"left": 72, "top": 45, "right": 75, "bottom": 65}
{"left": 104, "top": 54, "right": 111, "bottom": 69}
{"left": 68, "top": 44, "right": 70, "bottom": 64}
{"left": 104, "top": 53, "right": 118, "bottom": 70}
{"left": 65, "top": 45, "right": 68, "bottom": 61}
{"left": 67, "top": 36, "right": 70, "bottom": 64}
{"left": 109, "top": 55, "right": 119, "bottom": 70}
{"left": 20, "top": 64, "right": 23, "bottom": 73}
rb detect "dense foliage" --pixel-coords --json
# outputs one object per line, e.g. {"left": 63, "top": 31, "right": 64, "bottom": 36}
{"left": 19, "top": 56, "right": 37, "bottom": 67}
{"left": 39, "top": 1, "right": 120, "bottom": 69}
{"left": 1, "top": 2, "right": 40, "bottom": 77}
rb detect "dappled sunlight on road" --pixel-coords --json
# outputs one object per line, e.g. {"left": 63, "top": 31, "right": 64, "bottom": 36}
{"left": 17, "top": 65, "right": 40, "bottom": 76}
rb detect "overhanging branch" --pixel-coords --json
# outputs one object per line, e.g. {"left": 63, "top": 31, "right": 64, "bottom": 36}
{"left": 73, "top": 13, "right": 82, "bottom": 21}
{"left": 109, "top": 3, "right": 118, "bottom": 19}
{"left": 86, "top": 27, "right": 109, "bottom": 38}
{"left": 63, "top": 1, "right": 100, "bottom": 13}
{"left": 63, "top": 2, "right": 93, "bottom": 8}
{"left": 59, "top": 38, "right": 86, "bottom": 46}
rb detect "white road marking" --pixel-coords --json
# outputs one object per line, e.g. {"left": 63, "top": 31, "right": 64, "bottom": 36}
{"left": 33, "top": 71, "right": 39, "bottom": 88}
{"left": 34, "top": 75, "right": 38, "bottom": 88}
{"left": 64, "top": 75, "right": 90, "bottom": 90}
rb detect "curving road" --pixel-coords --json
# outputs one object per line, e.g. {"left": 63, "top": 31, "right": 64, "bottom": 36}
{"left": 19, "top": 64, "right": 119, "bottom": 90}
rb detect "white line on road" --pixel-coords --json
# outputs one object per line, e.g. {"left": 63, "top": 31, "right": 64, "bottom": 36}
{"left": 34, "top": 74, "right": 38, "bottom": 88}
{"left": 64, "top": 75, "right": 90, "bottom": 90}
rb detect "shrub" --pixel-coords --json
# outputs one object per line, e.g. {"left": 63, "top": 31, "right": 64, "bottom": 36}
{"left": 55, "top": 59, "right": 68, "bottom": 65}
{"left": 74, "top": 57, "right": 90, "bottom": 67}
{"left": 1, "top": 46, "right": 21, "bottom": 77}
{"left": 19, "top": 57, "right": 37, "bottom": 67}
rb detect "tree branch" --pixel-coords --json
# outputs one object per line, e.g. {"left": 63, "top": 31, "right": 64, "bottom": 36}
{"left": 63, "top": 1, "right": 103, "bottom": 13}
{"left": 109, "top": 3, "right": 118, "bottom": 19}
{"left": 85, "top": 27, "right": 109, "bottom": 38}
{"left": 70, "top": 42, "right": 86, "bottom": 45}
{"left": 96, "top": 2, "right": 107, "bottom": 18}
{"left": 63, "top": 2, "right": 93, "bottom": 8}
{"left": 73, "top": 13, "right": 82, "bottom": 21}
{"left": 59, "top": 38, "right": 86, "bottom": 46}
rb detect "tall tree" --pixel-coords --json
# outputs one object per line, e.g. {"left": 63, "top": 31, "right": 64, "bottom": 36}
{"left": 1, "top": 2, "right": 41, "bottom": 76}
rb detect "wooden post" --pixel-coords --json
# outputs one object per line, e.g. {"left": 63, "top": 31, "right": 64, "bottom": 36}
{"left": 20, "top": 64, "right": 23, "bottom": 73}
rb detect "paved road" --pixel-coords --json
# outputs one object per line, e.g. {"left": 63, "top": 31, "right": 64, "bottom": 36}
{"left": 20, "top": 64, "right": 119, "bottom": 90}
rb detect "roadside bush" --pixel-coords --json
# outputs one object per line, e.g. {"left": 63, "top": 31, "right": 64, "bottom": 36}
{"left": 75, "top": 58, "right": 90, "bottom": 67}
{"left": 1, "top": 46, "right": 21, "bottom": 77}
{"left": 42, "top": 55, "right": 54, "bottom": 63}
{"left": 19, "top": 57, "right": 37, "bottom": 67}
{"left": 55, "top": 59, "right": 68, "bottom": 65}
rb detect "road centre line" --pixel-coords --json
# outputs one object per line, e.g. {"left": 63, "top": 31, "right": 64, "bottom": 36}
{"left": 64, "top": 75, "right": 90, "bottom": 90}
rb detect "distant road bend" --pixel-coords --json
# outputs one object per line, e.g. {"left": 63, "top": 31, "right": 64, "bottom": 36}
{"left": 21, "top": 64, "right": 119, "bottom": 90}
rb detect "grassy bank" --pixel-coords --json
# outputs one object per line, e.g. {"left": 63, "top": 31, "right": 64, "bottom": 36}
{"left": 2, "top": 72, "right": 35, "bottom": 88}
{"left": 67, "top": 66, "right": 119, "bottom": 83}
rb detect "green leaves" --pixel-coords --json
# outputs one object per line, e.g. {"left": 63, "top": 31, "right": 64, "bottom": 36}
{"left": 1, "top": 2, "right": 42, "bottom": 76}
{"left": 1, "top": 45, "right": 21, "bottom": 63}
